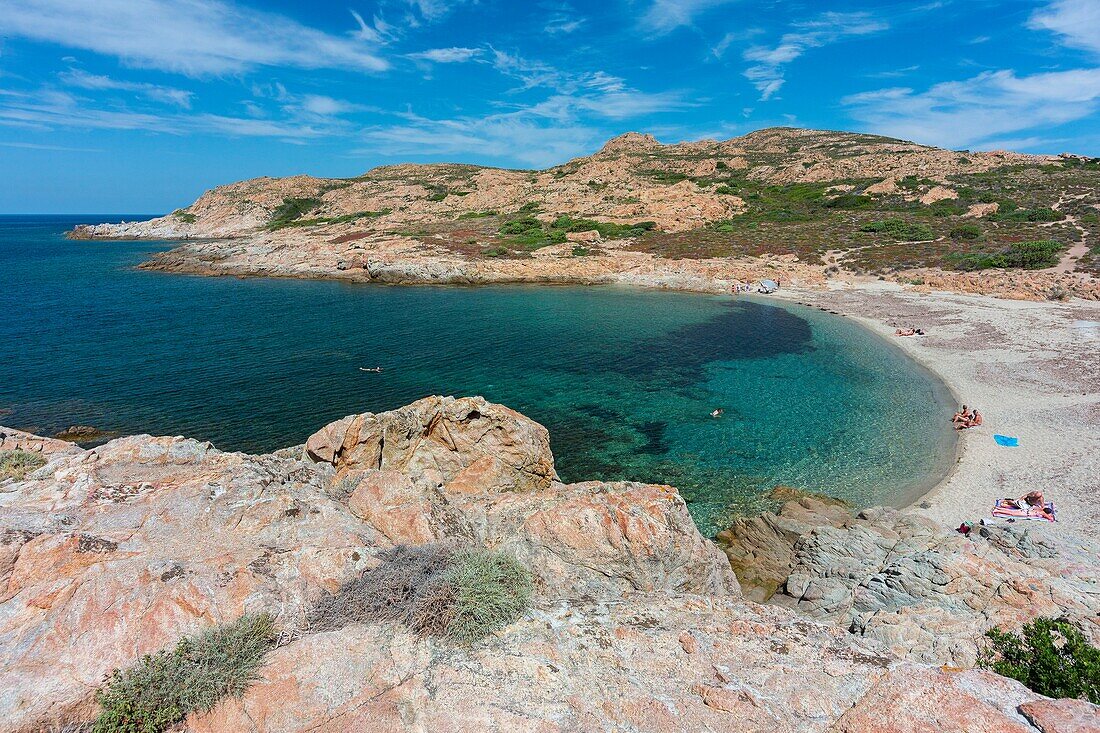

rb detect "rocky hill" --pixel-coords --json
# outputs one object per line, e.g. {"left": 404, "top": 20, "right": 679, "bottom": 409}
{"left": 71, "top": 127, "right": 1100, "bottom": 301}
{"left": 2, "top": 397, "right": 1098, "bottom": 732}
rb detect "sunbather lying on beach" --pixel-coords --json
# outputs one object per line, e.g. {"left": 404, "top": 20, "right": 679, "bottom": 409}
{"left": 895, "top": 328, "right": 925, "bottom": 336}
{"left": 956, "top": 409, "right": 983, "bottom": 430}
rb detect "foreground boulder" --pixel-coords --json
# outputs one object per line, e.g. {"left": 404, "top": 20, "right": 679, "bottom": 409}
{"left": 305, "top": 396, "right": 556, "bottom": 492}
{"left": 0, "top": 398, "right": 733, "bottom": 730}
{"left": 188, "top": 596, "right": 1087, "bottom": 733}
{"left": 1, "top": 400, "right": 1096, "bottom": 732}
{"left": 718, "top": 496, "right": 1100, "bottom": 666}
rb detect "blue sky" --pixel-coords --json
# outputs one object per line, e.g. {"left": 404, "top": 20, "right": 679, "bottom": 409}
{"left": 0, "top": 0, "right": 1098, "bottom": 212}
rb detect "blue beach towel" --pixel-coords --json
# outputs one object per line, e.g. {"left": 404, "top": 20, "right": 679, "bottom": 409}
{"left": 993, "top": 434, "right": 1019, "bottom": 447}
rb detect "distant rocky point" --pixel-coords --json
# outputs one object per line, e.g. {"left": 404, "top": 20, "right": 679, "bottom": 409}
{"left": 70, "top": 126, "right": 1100, "bottom": 301}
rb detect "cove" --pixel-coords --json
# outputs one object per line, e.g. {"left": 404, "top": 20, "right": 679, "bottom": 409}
{"left": 0, "top": 216, "right": 957, "bottom": 534}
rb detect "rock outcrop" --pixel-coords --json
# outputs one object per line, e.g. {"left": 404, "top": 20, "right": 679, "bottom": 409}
{"left": 718, "top": 497, "right": 1100, "bottom": 667}
{"left": 1, "top": 400, "right": 1096, "bottom": 732}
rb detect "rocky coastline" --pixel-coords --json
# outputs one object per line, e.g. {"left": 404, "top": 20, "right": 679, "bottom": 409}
{"left": 2, "top": 396, "right": 1098, "bottom": 731}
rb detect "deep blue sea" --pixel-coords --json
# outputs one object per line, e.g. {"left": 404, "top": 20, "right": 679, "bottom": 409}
{"left": 0, "top": 215, "right": 956, "bottom": 533}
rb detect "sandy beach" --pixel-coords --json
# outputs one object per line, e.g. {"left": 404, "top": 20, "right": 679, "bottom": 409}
{"left": 775, "top": 282, "right": 1100, "bottom": 538}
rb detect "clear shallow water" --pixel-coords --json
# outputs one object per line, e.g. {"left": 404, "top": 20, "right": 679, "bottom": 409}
{"left": 0, "top": 215, "right": 956, "bottom": 533}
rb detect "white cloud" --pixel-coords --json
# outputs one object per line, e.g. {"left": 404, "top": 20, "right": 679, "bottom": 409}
{"left": 0, "top": 0, "right": 388, "bottom": 77}
{"left": 842, "top": 68, "right": 1100, "bottom": 150}
{"left": 297, "top": 95, "right": 359, "bottom": 117}
{"left": 640, "top": 0, "right": 738, "bottom": 35}
{"left": 360, "top": 111, "right": 597, "bottom": 167}
{"left": 0, "top": 87, "right": 334, "bottom": 140}
{"left": 1029, "top": 0, "right": 1100, "bottom": 55}
{"left": 407, "top": 47, "right": 483, "bottom": 63}
{"left": 59, "top": 69, "right": 194, "bottom": 108}
{"left": 403, "top": 0, "right": 469, "bottom": 22}
{"left": 744, "top": 12, "right": 888, "bottom": 100}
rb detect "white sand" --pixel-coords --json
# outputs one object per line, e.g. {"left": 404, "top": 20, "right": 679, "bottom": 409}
{"left": 775, "top": 282, "right": 1100, "bottom": 538}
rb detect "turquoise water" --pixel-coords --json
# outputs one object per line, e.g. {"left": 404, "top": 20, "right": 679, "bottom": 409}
{"left": 0, "top": 215, "right": 956, "bottom": 533}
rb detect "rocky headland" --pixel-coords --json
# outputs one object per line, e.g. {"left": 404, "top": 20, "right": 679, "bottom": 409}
{"left": 70, "top": 127, "right": 1100, "bottom": 302}
{"left": 2, "top": 396, "right": 1098, "bottom": 732}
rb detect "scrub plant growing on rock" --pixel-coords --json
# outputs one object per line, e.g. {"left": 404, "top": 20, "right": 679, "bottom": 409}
{"left": 309, "top": 544, "right": 532, "bottom": 644}
{"left": 0, "top": 449, "right": 46, "bottom": 480}
{"left": 92, "top": 612, "right": 278, "bottom": 733}
{"left": 981, "top": 617, "right": 1100, "bottom": 703}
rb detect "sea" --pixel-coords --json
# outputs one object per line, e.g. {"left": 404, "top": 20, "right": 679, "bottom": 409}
{"left": 0, "top": 215, "right": 957, "bottom": 533}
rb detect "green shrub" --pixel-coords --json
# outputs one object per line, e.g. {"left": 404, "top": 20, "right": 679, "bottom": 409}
{"left": 483, "top": 246, "right": 508, "bottom": 257}
{"left": 949, "top": 240, "right": 1064, "bottom": 270}
{"left": 825, "top": 194, "right": 874, "bottom": 210}
{"left": 715, "top": 185, "right": 736, "bottom": 196}
{"left": 572, "top": 246, "right": 591, "bottom": 256}
{"left": 309, "top": 545, "right": 531, "bottom": 645}
{"left": 442, "top": 549, "right": 533, "bottom": 645}
{"left": 172, "top": 210, "right": 197, "bottom": 224}
{"left": 991, "top": 207, "right": 1063, "bottom": 223}
{"left": 981, "top": 617, "right": 1100, "bottom": 703}
{"left": 499, "top": 215, "right": 542, "bottom": 235}
{"left": 457, "top": 211, "right": 496, "bottom": 219}
{"left": 860, "top": 219, "right": 935, "bottom": 241}
{"left": 267, "top": 197, "right": 321, "bottom": 229}
{"left": 950, "top": 223, "right": 982, "bottom": 240}
{"left": 270, "top": 210, "right": 389, "bottom": 230}
{"left": 93, "top": 613, "right": 277, "bottom": 733}
{"left": 548, "top": 215, "right": 654, "bottom": 240}
{"left": 0, "top": 449, "right": 46, "bottom": 480}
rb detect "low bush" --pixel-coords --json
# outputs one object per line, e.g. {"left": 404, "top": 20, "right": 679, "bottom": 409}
{"left": 442, "top": 549, "right": 533, "bottom": 645}
{"left": 991, "top": 207, "right": 1063, "bottom": 223}
{"left": 267, "top": 197, "right": 321, "bottom": 229}
{"left": 457, "top": 211, "right": 496, "bottom": 219}
{"left": 171, "top": 210, "right": 196, "bottom": 224}
{"left": 824, "top": 194, "right": 874, "bottom": 210}
{"left": 950, "top": 223, "right": 982, "bottom": 240}
{"left": 860, "top": 219, "right": 935, "bottom": 241}
{"left": 309, "top": 544, "right": 531, "bottom": 645}
{"left": 981, "top": 617, "right": 1099, "bottom": 703}
{"left": 0, "top": 449, "right": 46, "bottom": 480}
{"left": 948, "top": 240, "right": 1064, "bottom": 270}
{"left": 93, "top": 613, "right": 277, "bottom": 733}
{"left": 270, "top": 210, "right": 390, "bottom": 230}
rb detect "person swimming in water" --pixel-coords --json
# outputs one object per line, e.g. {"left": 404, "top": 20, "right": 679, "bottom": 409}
{"left": 711, "top": 408, "right": 724, "bottom": 418}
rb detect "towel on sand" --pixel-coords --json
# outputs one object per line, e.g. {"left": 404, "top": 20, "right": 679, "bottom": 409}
{"left": 993, "top": 434, "right": 1019, "bottom": 447}
{"left": 992, "top": 499, "right": 1056, "bottom": 522}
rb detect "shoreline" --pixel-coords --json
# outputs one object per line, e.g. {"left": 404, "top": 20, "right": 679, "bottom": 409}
{"left": 773, "top": 283, "right": 1100, "bottom": 537}
{"left": 43, "top": 229, "right": 1100, "bottom": 535}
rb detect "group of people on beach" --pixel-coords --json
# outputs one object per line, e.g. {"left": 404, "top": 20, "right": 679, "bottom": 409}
{"left": 952, "top": 404, "right": 982, "bottom": 430}
{"left": 895, "top": 327, "right": 925, "bottom": 336}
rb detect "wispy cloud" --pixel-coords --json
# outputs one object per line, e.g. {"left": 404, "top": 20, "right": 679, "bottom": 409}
{"left": 842, "top": 68, "right": 1100, "bottom": 150}
{"left": 0, "top": 87, "right": 334, "bottom": 140}
{"left": 866, "top": 65, "right": 920, "bottom": 79}
{"left": 640, "top": 0, "right": 738, "bottom": 35}
{"left": 1029, "top": 0, "right": 1100, "bottom": 55}
{"left": 744, "top": 12, "right": 888, "bottom": 100}
{"left": 360, "top": 111, "right": 597, "bottom": 168}
{"left": 403, "top": 0, "right": 469, "bottom": 22}
{"left": 59, "top": 69, "right": 194, "bottom": 108}
{"left": 407, "top": 47, "right": 483, "bottom": 63}
{"left": 0, "top": 0, "right": 388, "bottom": 77}
{"left": 0, "top": 141, "right": 102, "bottom": 152}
